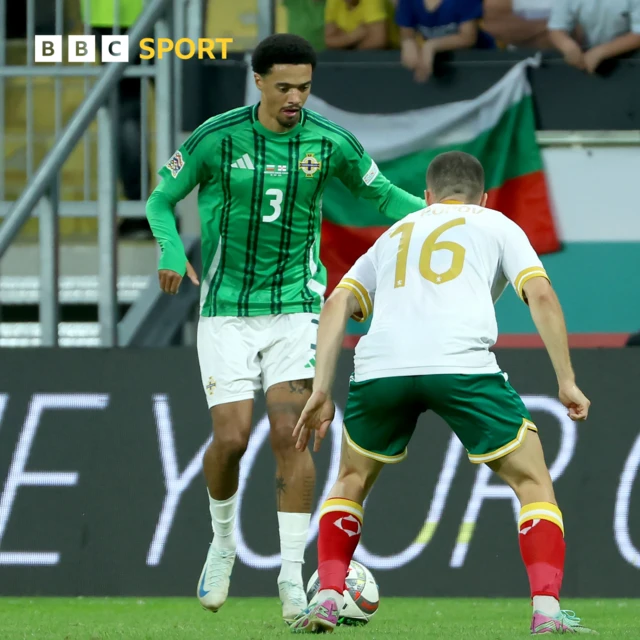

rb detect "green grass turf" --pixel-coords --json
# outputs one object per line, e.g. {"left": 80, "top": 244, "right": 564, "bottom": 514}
{"left": 1, "top": 598, "right": 639, "bottom": 639}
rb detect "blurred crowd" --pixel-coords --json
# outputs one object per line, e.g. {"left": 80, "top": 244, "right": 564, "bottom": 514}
{"left": 284, "top": 0, "right": 640, "bottom": 81}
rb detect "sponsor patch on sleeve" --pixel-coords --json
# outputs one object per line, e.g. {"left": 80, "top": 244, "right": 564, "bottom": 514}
{"left": 166, "top": 150, "right": 184, "bottom": 178}
{"left": 362, "top": 159, "right": 379, "bottom": 186}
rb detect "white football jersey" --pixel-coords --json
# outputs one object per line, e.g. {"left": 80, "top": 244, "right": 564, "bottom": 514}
{"left": 337, "top": 203, "right": 549, "bottom": 381}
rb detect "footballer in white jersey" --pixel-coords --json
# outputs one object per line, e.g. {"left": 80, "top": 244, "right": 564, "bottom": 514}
{"left": 331, "top": 199, "right": 546, "bottom": 464}
{"left": 338, "top": 201, "right": 549, "bottom": 384}
{"left": 290, "top": 152, "right": 595, "bottom": 636}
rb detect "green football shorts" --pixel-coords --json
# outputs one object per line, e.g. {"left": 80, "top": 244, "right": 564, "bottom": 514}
{"left": 343, "top": 373, "right": 537, "bottom": 464}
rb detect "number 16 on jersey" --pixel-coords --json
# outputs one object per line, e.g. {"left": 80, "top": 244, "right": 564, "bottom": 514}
{"left": 391, "top": 218, "right": 466, "bottom": 287}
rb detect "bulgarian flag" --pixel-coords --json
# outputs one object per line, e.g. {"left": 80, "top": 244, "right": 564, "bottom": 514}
{"left": 246, "top": 57, "right": 559, "bottom": 296}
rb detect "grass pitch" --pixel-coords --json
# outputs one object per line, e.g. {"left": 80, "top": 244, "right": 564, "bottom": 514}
{"left": 1, "top": 598, "right": 639, "bottom": 639}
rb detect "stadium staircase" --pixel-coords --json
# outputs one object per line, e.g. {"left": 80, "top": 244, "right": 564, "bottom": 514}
{"left": 0, "top": 0, "right": 201, "bottom": 347}
{"left": 1, "top": 37, "right": 159, "bottom": 346}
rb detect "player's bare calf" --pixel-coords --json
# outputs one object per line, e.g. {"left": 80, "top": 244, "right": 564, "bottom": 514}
{"left": 267, "top": 380, "right": 316, "bottom": 622}
{"left": 198, "top": 400, "right": 252, "bottom": 612}
{"left": 197, "top": 382, "right": 315, "bottom": 620}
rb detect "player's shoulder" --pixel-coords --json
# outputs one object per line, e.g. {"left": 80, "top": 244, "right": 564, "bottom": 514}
{"left": 379, "top": 209, "right": 427, "bottom": 240}
{"left": 465, "top": 205, "right": 516, "bottom": 233}
{"left": 185, "top": 106, "right": 254, "bottom": 152}
{"left": 473, "top": 205, "right": 506, "bottom": 222}
{"left": 480, "top": 206, "right": 526, "bottom": 235}
{"left": 302, "top": 108, "right": 365, "bottom": 157}
{"left": 201, "top": 105, "right": 254, "bottom": 131}
{"left": 469, "top": 206, "right": 533, "bottom": 253}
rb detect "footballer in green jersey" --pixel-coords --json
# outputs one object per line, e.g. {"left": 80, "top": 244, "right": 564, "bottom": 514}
{"left": 145, "top": 34, "right": 425, "bottom": 623}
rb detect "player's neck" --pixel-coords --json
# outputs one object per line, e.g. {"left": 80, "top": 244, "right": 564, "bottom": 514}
{"left": 257, "top": 102, "right": 293, "bottom": 134}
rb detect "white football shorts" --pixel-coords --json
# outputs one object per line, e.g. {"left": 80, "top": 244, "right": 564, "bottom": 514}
{"left": 197, "top": 313, "right": 319, "bottom": 408}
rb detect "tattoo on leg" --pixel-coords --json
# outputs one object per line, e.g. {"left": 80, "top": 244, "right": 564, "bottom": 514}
{"left": 276, "top": 475, "right": 286, "bottom": 510}
{"left": 302, "top": 476, "right": 314, "bottom": 512}
{"left": 288, "top": 379, "right": 311, "bottom": 395}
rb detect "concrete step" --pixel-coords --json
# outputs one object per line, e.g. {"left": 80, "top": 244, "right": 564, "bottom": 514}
{"left": 1, "top": 241, "right": 158, "bottom": 277}
{"left": 0, "top": 322, "right": 100, "bottom": 347}
{"left": 0, "top": 275, "right": 149, "bottom": 305}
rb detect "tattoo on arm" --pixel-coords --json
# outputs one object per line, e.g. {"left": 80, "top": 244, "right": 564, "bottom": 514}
{"left": 276, "top": 475, "right": 286, "bottom": 510}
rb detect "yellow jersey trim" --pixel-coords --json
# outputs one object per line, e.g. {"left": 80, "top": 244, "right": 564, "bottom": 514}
{"left": 514, "top": 266, "right": 550, "bottom": 300}
{"left": 337, "top": 278, "right": 373, "bottom": 322}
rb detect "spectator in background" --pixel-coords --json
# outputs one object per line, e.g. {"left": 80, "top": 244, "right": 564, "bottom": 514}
{"left": 397, "top": 0, "right": 495, "bottom": 83}
{"left": 549, "top": 0, "right": 640, "bottom": 73}
{"left": 483, "top": 0, "right": 552, "bottom": 49}
{"left": 324, "top": 0, "right": 398, "bottom": 49}
{"left": 283, "top": 0, "right": 327, "bottom": 52}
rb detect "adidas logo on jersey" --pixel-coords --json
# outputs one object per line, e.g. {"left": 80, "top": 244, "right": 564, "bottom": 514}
{"left": 231, "top": 153, "right": 255, "bottom": 170}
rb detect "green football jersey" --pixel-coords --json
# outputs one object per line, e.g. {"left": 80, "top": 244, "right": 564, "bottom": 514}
{"left": 146, "top": 104, "right": 424, "bottom": 317}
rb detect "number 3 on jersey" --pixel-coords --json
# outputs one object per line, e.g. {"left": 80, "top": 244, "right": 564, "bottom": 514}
{"left": 391, "top": 218, "right": 466, "bottom": 287}
{"left": 264, "top": 188, "right": 283, "bottom": 223}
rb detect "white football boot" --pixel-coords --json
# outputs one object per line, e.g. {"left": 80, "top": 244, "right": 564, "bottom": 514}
{"left": 279, "top": 579, "right": 308, "bottom": 625}
{"left": 197, "top": 542, "right": 236, "bottom": 612}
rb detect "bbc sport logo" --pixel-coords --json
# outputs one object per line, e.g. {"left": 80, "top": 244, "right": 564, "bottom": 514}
{"left": 34, "top": 35, "right": 233, "bottom": 63}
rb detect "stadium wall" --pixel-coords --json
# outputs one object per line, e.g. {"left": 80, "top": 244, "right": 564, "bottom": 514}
{"left": 0, "top": 348, "right": 638, "bottom": 598}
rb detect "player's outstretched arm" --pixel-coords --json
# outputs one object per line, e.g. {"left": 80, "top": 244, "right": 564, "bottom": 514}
{"left": 524, "top": 277, "right": 590, "bottom": 422}
{"left": 293, "top": 288, "right": 360, "bottom": 453}
{"left": 335, "top": 139, "right": 425, "bottom": 221}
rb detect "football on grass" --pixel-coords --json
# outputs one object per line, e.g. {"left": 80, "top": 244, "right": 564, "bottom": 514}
{"left": 306, "top": 560, "right": 379, "bottom": 626}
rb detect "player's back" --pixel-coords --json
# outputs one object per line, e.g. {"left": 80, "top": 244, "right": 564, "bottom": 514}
{"left": 343, "top": 203, "right": 547, "bottom": 380}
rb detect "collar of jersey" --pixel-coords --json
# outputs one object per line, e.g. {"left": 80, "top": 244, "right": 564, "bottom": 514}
{"left": 251, "top": 103, "right": 303, "bottom": 139}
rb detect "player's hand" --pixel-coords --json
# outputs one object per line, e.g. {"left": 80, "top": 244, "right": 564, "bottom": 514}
{"left": 583, "top": 46, "right": 605, "bottom": 74}
{"left": 158, "top": 261, "right": 199, "bottom": 295}
{"left": 558, "top": 380, "right": 590, "bottom": 422}
{"left": 562, "top": 42, "right": 585, "bottom": 70}
{"left": 414, "top": 42, "right": 435, "bottom": 83}
{"left": 293, "top": 390, "right": 335, "bottom": 453}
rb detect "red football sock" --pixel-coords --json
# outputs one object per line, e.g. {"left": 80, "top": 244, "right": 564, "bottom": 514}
{"left": 518, "top": 502, "right": 565, "bottom": 599}
{"left": 317, "top": 498, "right": 364, "bottom": 593}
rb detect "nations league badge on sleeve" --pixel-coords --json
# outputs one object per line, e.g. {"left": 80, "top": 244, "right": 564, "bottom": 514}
{"left": 166, "top": 151, "right": 185, "bottom": 178}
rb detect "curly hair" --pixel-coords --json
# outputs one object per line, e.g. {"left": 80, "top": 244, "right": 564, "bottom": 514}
{"left": 251, "top": 34, "right": 317, "bottom": 75}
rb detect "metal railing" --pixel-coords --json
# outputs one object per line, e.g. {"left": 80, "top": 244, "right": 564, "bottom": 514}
{"left": 0, "top": 0, "right": 179, "bottom": 346}
{"left": 0, "top": 0, "right": 275, "bottom": 348}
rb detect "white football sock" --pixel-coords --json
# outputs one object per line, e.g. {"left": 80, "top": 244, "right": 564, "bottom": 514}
{"left": 277, "top": 512, "right": 310, "bottom": 584}
{"left": 533, "top": 595, "right": 561, "bottom": 616}
{"left": 209, "top": 492, "right": 237, "bottom": 550}
{"left": 317, "top": 588, "right": 344, "bottom": 611}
